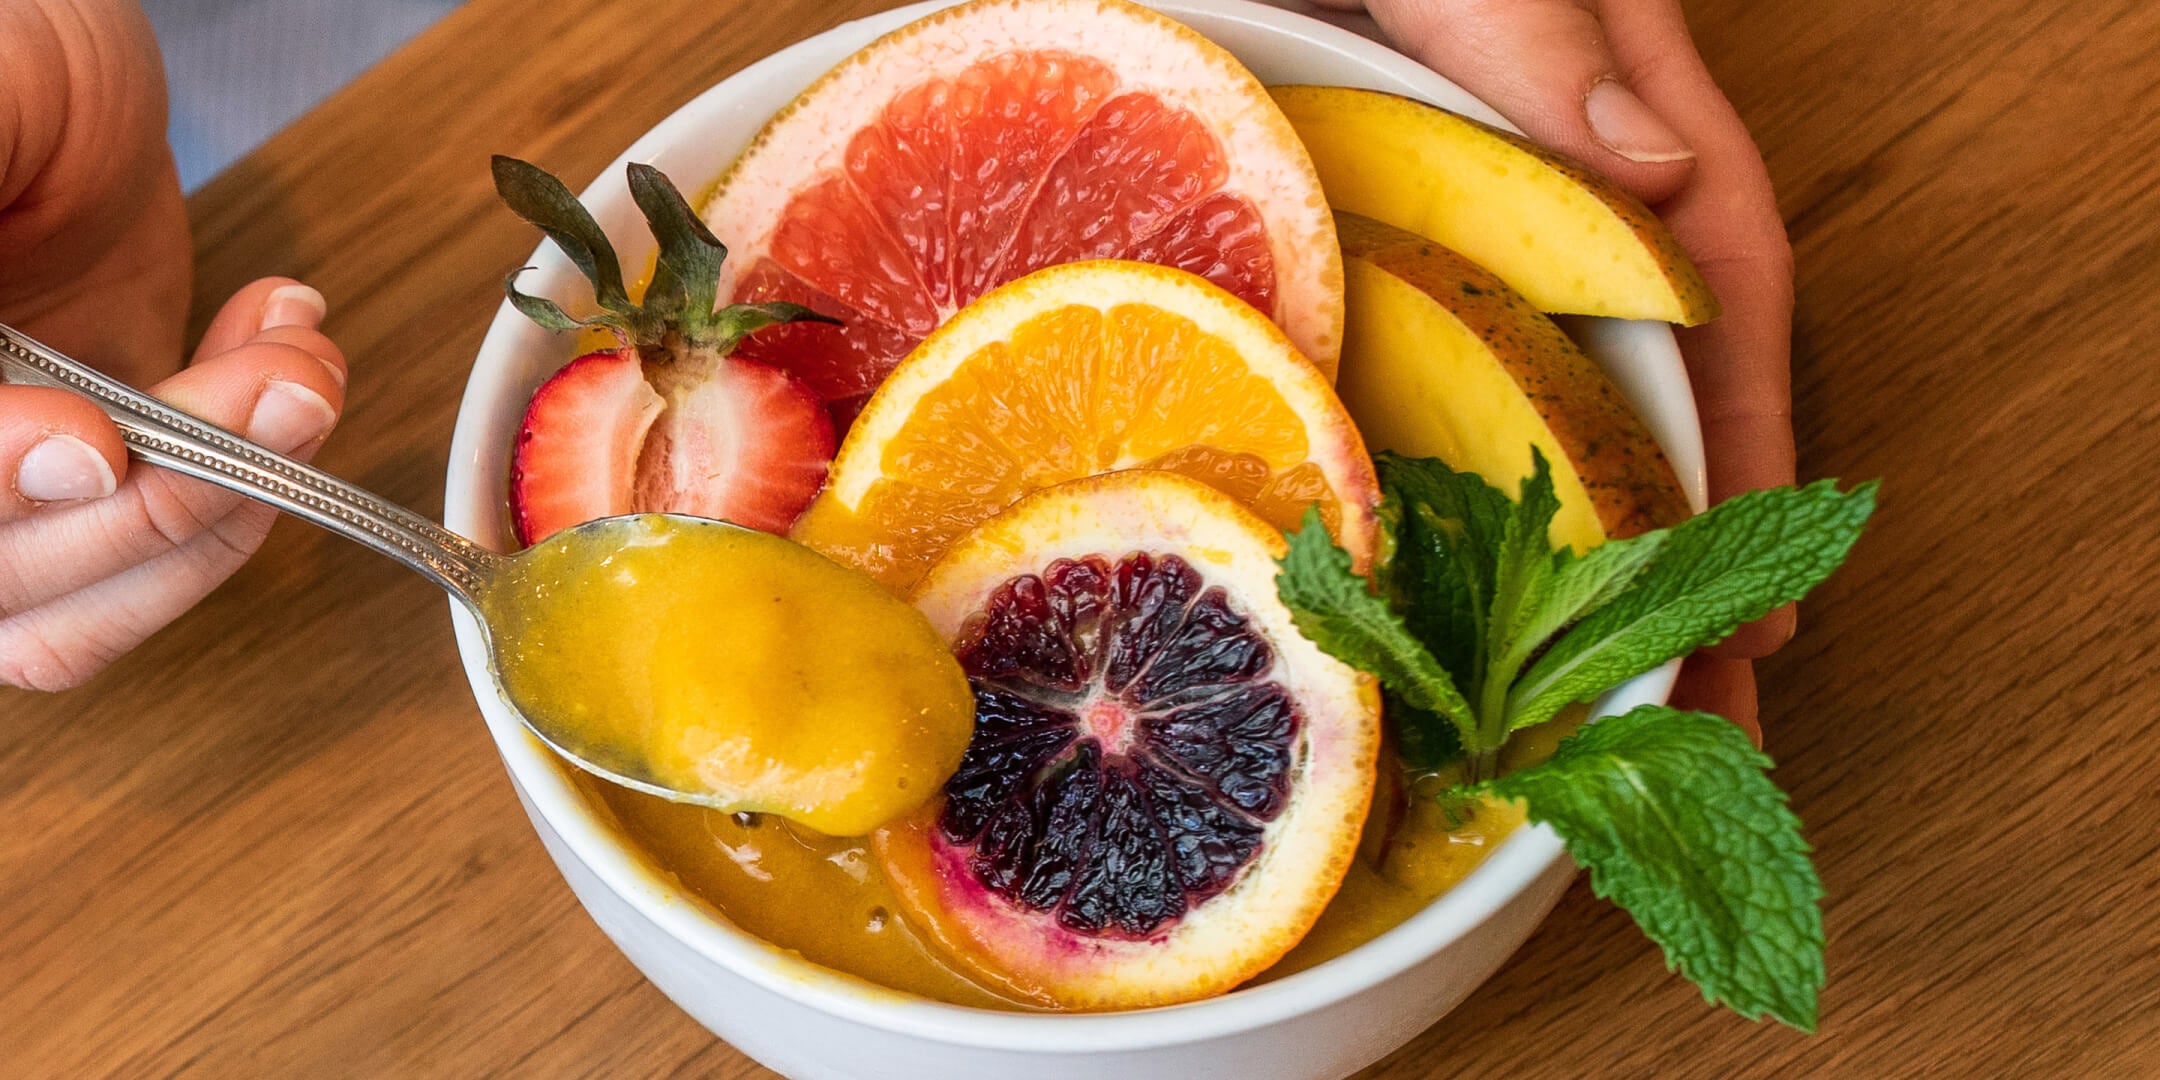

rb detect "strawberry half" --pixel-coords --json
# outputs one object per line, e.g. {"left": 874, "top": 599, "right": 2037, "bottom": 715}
{"left": 495, "top": 157, "right": 839, "bottom": 545}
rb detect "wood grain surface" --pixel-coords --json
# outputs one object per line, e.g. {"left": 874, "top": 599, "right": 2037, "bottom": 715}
{"left": 4, "top": 0, "right": 2157, "bottom": 1076}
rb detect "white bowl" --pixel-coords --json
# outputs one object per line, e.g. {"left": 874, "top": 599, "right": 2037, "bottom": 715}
{"left": 445, "top": 2, "right": 1707, "bottom": 1077}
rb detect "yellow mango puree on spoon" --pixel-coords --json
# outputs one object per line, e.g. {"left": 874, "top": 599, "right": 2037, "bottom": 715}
{"left": 480, "top": 515, "right": 975, "bottom": 836}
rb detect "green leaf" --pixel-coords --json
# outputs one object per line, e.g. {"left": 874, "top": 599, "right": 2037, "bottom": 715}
{"left": 1275, "top": 507, "right": 1478, "bottom": 749}
{"left": 1509, "top": 480, "right": 1877, "bottom": 729}
{"left": 503, "top": 268, "right": 588, "bottom": 332}
{"left": 1495, "top": 531, "right": 1667, "bottom": 730}
{"left": 490, "top": 155, "right": 633, "bottom": 315}
{"left": 1483, "top": 449, "right": 1564, "bottom": 703}
{"left": 1478, "top": 706, "right": 1824, "bottom": 1031}
{"left": 1386, "top": 689, "right": 1464, "bottom": 770}
{"left": 709, "top": 300, "right": 842, "bottom": 349}
{"left": 626, "top": 161, "right": 725, "bottom": 333}
{"left": 1373, "top": 453, "right": 1511, "bottom": 688}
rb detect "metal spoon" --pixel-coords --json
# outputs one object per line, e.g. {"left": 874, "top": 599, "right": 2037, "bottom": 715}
{"left": 0, "top": 321, "right": 768, "bottom": 808}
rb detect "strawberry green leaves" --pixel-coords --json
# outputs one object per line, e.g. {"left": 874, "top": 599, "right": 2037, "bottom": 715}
{"left": 491, "top": 156, "right": 836, "bottom": 354}
{"left": 1274, "top": 449, "right": 1875, "bottom": 1031}
{"left": 1476, "top": 707, "right": 1825, "bottom": 1032}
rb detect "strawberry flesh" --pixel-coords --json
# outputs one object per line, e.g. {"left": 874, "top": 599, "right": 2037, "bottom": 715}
{"left": 512, "top": 347, "right": 834, "bottom": 545}
{"left": 512, "top": 350, "right": 663, "bottom": 545}
{"left": 635, "top": 353, "right": 836, "bottom": 535}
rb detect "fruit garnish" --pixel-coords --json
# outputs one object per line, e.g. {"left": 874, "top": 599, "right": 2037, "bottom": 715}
{"left": 792, "top": 259, "right": 1379, "bottom": 592}
{"left": 1271, "top": 85, "right": 1718, "bottom": 326}
{"left": 1332, "top": 210, "right": 1689, "bottom": 551}
{"left": 1275, "top": 450, "right": 1877, "bottom": 1029}
{"left": 877, "top": 471, "right": 1379, "bottom": 1009}
{"left": 702, "top": 0, "right": 1344, "bottom": 420}
{"left": 492, "top": 156, "right": 839, "bottom": 543}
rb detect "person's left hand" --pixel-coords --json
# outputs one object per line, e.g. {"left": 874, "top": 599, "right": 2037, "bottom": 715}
{"left": 1306, "top": 0, "right": 1797, "bottom": 741}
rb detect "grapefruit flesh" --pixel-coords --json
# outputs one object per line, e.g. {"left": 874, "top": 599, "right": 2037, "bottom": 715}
{"left": 706, "top": 0, "right": 1342, "bottom": 424}
{"left": 878, "top": 472, "right": 1380, "bottom": 1009}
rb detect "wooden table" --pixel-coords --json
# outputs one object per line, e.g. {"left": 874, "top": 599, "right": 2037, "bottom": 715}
{"left": 5, "top": 0, "right": 2156, "bottom": 1075}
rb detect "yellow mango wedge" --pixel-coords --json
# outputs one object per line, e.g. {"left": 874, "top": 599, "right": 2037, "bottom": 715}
{"left": 1273, "top": 84, "right": 1719, "bottom": 327}
{"left": 1334, "top": 211, "right": 1689, "bottom": 552}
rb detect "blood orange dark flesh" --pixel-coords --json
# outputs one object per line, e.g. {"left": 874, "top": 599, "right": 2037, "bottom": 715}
{"left": 941, "top": 552, "right": 1298, "bottom": 938}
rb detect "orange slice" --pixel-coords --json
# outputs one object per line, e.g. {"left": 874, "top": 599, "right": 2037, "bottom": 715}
{"left": 876, "top": 471, "right": 1380, "bottom": 1009}
{"left": 792, "top": 260, "right": 1379, "bottom": 592}
{"left": 703, "top": 0, "right": 1343, "bottom": 421}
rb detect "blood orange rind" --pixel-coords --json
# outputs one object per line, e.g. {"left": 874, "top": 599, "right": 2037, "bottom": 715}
{"left": 704, "top": 0, "right": 1342, "bottom": 402}
{"left": 878, "top": 471, "right": 1381, "bottom": 1010}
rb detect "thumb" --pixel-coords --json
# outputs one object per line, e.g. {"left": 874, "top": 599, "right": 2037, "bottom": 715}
{"left": 1352, "top": 0, "right": 1696, "bottom": 204}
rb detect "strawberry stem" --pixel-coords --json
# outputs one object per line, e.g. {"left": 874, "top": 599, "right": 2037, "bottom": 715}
{"left": 492, "top": 156, "right": 840, "bottom": 357}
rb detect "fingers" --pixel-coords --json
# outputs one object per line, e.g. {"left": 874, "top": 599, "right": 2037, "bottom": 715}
{"left": 0, "top": 502, "right": 285, "bottom": 692}
{"left": 1705, "top": 603, "right": 1796, "bottom": 659}
{"left": 1669, "top": 654, "right": 1760, "bottom": 747}
{"left": 1356, "top": 0, "right": 1696, "bottom": 204}
{"left": 1597, "top": 0, "right": 1797, "bottom": 667}
{"left": 0, "top": 311, "right": 343, "bottom": 616}
{"left": 0, "top": 386, "right": 128, "bottom": 522}
{"left": 192, "top": 278, "right": 335, "bottom": 379}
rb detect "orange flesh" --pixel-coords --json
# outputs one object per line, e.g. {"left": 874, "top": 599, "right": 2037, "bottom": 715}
{"left": 791, "top": 300, "right": 1345, "bottom": 592}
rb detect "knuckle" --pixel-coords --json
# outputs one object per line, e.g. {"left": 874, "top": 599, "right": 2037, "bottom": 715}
{"left": 0, "top": 623, "right": 103, "bottom": 692}
{"left": 131, "top": 476, "right": 223, "bottom": 554}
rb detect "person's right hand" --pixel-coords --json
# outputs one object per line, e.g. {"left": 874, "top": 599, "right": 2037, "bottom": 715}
{"left": 0, "top": 281, "right": 348, "bottom": 691}
{"left": 0, "top": 0, "right": 349, "bottom": 691}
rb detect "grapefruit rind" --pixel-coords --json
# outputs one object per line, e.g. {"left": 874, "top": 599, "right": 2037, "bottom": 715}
{"left": 704, "top": 0, "right": 1342, "bottom": 372}
{"left": 882, "top": 471, "right": 1381, "bottom": 1010}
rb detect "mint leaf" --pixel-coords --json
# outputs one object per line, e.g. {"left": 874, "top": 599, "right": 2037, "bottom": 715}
{"left": 1478, "top": 706, "right": 1824, "bottom": 1030}
{"left": 1276, "top": 508, "right": 1477, "bottom": 748}
{"left": 1374, "top": 453, "right": 1510, "bottom": 688}
{"left": 1508, "top": 481, "right": 1877, "bottom": 729}
{"left": 1485, "top": 447, "right": 1564, "bottom": 683}
{"left": 1386, "top": 690, "right": 1463, "bottom": 770}
{"left": 1494, "top": 530, "right": 1666, "bottom": 730}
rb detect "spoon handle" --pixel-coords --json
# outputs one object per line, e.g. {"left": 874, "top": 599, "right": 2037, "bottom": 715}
{"left": 0, "top": 322, "right": 502, "bottom": 602}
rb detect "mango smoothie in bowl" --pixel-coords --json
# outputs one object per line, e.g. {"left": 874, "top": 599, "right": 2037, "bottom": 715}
{"left": 445, "top": 1, "right": 1872, "bottom": 1076}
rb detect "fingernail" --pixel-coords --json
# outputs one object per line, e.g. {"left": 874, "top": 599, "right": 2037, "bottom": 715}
{"left": 1585, "top": 79, "right": 1694, "bottom": 164}
{"left": 248, "top": 380, "right": 338, "bottom": 452}
{"left": 16, "top": 435, "right": 118, "bottom": 502}
{"left": 260, "top": 283, "right": 327, "bottom": 332}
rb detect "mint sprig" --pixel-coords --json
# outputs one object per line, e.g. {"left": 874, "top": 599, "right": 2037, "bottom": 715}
{"left": 1477, "top": 707, "right": 1825, "bottom": 1032}
{"left": 1507, "top": 478, "right": 1878, "bottom": 730}
{"left": 1279, "top": 511, "right": 1476, "bottom": 747}
{"left": 1274, "top": 451, "right": 1874, "bottom": 1031}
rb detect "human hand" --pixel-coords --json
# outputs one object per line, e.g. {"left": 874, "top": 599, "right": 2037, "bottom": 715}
{"left": 0, "top": 0, "right": 349, "bottom": 690}
{"left": 1308, "top": 0, "right": 1797, "bottom": 738}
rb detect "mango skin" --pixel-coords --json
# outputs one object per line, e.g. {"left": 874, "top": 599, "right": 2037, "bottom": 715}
{"left": 1272, "top": 84, "right": 1719, "bottom": 327}
{"left": 1334, "top": 211, "right": 1690, "bottom": 549}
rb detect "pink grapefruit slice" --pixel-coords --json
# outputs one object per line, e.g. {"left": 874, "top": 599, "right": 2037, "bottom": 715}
{"left": 703, "top": 0, "right": 1343, "bottom": 423}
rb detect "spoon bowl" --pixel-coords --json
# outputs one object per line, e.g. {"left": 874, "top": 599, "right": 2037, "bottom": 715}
{"left": 0, "top": 322, "right": 970, "bottom": 826}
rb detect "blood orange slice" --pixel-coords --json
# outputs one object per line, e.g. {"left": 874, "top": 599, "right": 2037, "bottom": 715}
{"left": 877, "top": 471, "right": 1380, "bottom": 1009}
{"left": 704, "top": 0, "right": 1342, "bottom": 421}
